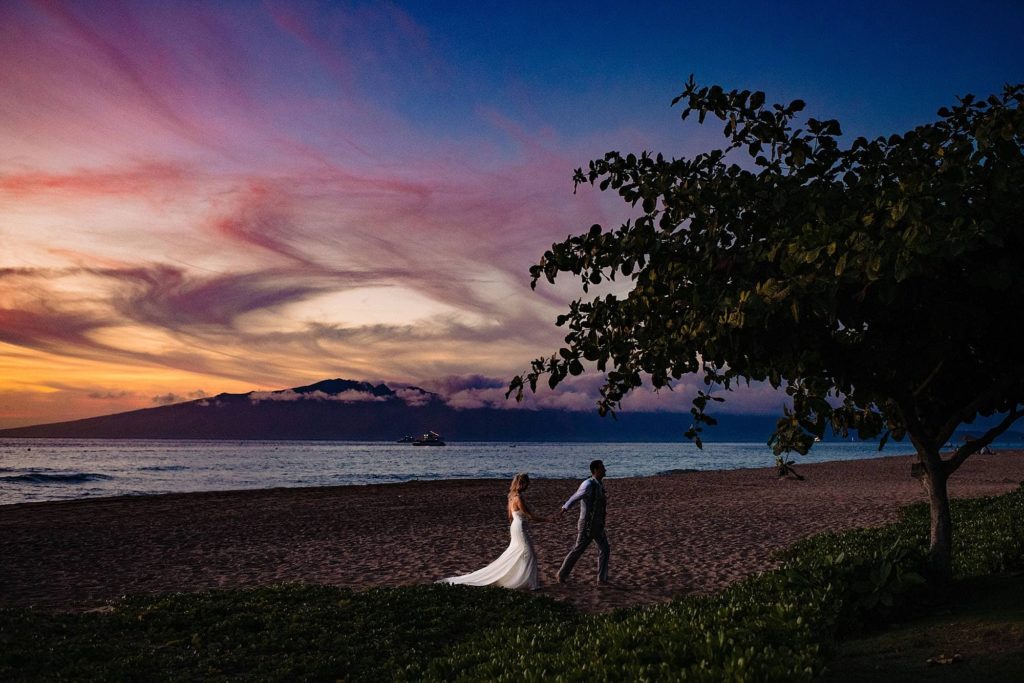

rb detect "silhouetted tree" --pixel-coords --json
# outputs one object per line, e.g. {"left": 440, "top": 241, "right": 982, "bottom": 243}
{"left": 510, "top": 78, "right": 1024, "bottom": 583}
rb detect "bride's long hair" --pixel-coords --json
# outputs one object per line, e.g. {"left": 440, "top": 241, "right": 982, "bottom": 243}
{"left": 508, "top": 472, "right": 530, "bottom": 497}
{"left": 507, "top": 473, "right": 529, "bottom": 521}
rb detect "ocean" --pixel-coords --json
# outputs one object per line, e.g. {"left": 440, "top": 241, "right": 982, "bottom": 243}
{"left": 0, "top": 438, "right": 926, "bottom": 506}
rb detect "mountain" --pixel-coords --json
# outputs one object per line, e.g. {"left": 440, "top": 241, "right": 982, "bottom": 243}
{"left": 0, "top": 378, "right": 779, "bottom": 442}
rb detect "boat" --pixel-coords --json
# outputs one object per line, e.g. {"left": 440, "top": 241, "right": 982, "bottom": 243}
{"left": 396, "top": 435, "right": 416, "bottom": 443}
{"left": 412, "top": 431, "right": 446, "bottom": 446}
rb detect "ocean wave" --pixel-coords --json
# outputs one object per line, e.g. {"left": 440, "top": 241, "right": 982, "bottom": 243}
{"left": 1, "top": 472, "right": 113, "bottom": 485}
{"left": 0, "top": 466, "right": 56, "bottom": 473}
{"left": 138, "top": 465, "right": 189, "bottom": 472}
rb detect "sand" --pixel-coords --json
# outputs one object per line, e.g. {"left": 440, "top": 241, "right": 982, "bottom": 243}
{"left": 1, "top": 451, "right": 1022, "bottom": 614}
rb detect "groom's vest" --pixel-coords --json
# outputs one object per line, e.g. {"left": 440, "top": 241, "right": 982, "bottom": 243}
{"left": 579, "top": 477, "right": 606, "bottom": 533}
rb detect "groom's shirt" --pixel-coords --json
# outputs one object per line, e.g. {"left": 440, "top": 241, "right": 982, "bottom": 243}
{"left": 562, "top": 477, "right": 606, "bottom": 531}
{"left": 562, "top": 477, "right": 597, "bottom": 511}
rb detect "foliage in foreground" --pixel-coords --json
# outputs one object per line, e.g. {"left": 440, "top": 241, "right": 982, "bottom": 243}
{"left": 0, "top": 584, "right": 576, "bottom": 682}
{"left": 2, "top": 486, "right": 1022, "bottom": 682}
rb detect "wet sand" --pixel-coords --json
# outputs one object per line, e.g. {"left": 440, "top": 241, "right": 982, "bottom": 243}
{"left": 1, "top": 451, "right": 1021, "bottom": 613}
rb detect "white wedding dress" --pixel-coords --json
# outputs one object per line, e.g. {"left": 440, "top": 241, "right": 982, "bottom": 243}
{"left": 439, "top": 511, "right": 539, "bottom": 590}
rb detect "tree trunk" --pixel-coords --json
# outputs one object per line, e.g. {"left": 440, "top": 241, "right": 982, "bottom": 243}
{"left": 921, "top": 461, "right": 953, "bottom": 586}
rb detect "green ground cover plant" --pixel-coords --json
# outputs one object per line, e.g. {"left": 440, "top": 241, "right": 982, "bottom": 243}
{"left": 2, "top": 485, "right": 1022, "bottom": 681}
{"left": 0, "top": 584, "right": 577, "bottom": 682}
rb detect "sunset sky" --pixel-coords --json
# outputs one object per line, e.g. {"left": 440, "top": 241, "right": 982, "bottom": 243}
{"left": 1, "top": 1, "right": 1022, "bottom": 428}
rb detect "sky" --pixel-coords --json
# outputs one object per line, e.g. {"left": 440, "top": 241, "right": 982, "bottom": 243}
{"left": 1, "top": 0, "right": 1022, "bottom": 428}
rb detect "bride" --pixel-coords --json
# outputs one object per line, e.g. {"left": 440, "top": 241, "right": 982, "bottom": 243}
{"left": 439, "top": 472, "right": 549, "bottom": 590}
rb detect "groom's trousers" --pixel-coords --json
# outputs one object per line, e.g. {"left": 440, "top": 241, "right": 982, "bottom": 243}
{"left": 558, "top": 527, "right": 609, "bottom": 582}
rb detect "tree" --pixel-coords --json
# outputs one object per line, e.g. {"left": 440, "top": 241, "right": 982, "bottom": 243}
{"left": 509, "top": 78, "right": 1024, "bottom": 584}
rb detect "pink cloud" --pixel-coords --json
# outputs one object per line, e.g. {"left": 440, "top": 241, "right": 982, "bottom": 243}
{"left": 210, "top": 185, "right": 315, "bottom": 266}
{"left": 249, "top": 389, "right": 387, "bottom": 403}
{"left": 330, "top": 390, "right": 388, "bottom": 403}
{"left": 423, "top": 374, "right": 505, "bottom": 395}
{"left": 443, "top": 387, "right": 507, "bottom": 410}
{"left": 0, "top": 163, "right": 194, "bottom": 198}
{"left": 394, "top": 387, "right": 434, "bottom": 407}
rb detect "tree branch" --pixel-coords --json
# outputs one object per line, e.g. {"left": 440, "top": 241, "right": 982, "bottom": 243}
{"left": 944, "top": 403, "right": 1024, "bottom": 476}
{"left": 913, "top": 359, "right": 945, "bottom": 398}
{"left": 935, "top": 380, "right": 1011, "bottom": 447}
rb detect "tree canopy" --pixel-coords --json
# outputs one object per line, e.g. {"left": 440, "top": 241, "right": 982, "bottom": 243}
{"left": 511, "top": 78, "right": 1024, "bottom": 580}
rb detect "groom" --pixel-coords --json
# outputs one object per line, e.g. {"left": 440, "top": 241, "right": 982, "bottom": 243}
{"left": 556, "top": 459, "right": 609, "bottom": 585}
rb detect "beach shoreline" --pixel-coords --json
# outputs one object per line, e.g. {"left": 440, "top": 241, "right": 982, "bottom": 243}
{"left": 2, "top": 451, "right": 1022, "bottom": 614}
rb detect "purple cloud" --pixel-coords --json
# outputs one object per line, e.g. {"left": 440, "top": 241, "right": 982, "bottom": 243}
{"left": 429, "top": 371, "right": 787, "bottom": 415}
{"left": 104, "top": 265, "right": 335, "bottom": 330}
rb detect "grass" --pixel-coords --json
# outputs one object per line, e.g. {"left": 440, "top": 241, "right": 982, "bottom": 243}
{"left": 821, "top": 573, "right": 1024, "bottom": 682}
{"left": 4, "top": 576, "right": 1022, "bottom": 681}
{"left": 0, "top": 584, "right": 577, "bottom": 682}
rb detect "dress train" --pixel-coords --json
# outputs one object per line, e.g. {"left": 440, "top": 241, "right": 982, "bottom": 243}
{"left": 438, "top": 511, "right": 538, "bottom": 590}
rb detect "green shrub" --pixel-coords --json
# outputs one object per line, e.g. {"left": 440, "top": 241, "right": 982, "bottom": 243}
{"left": 779, "top": 537, "right": 927, "bottom": 636}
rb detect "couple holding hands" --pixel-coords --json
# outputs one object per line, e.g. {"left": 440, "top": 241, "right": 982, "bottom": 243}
{"left": 440, "top": 460, "right": 610, "bottom": 590}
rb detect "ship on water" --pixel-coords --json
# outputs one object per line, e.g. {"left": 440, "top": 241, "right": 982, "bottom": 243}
{"left": 412, "top": 431, "right": 445, "bottom": 446}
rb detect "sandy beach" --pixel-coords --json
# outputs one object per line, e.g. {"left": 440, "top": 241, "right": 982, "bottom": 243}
{"left": 1, "top": 451, "right": 1022, "bottom": 614}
